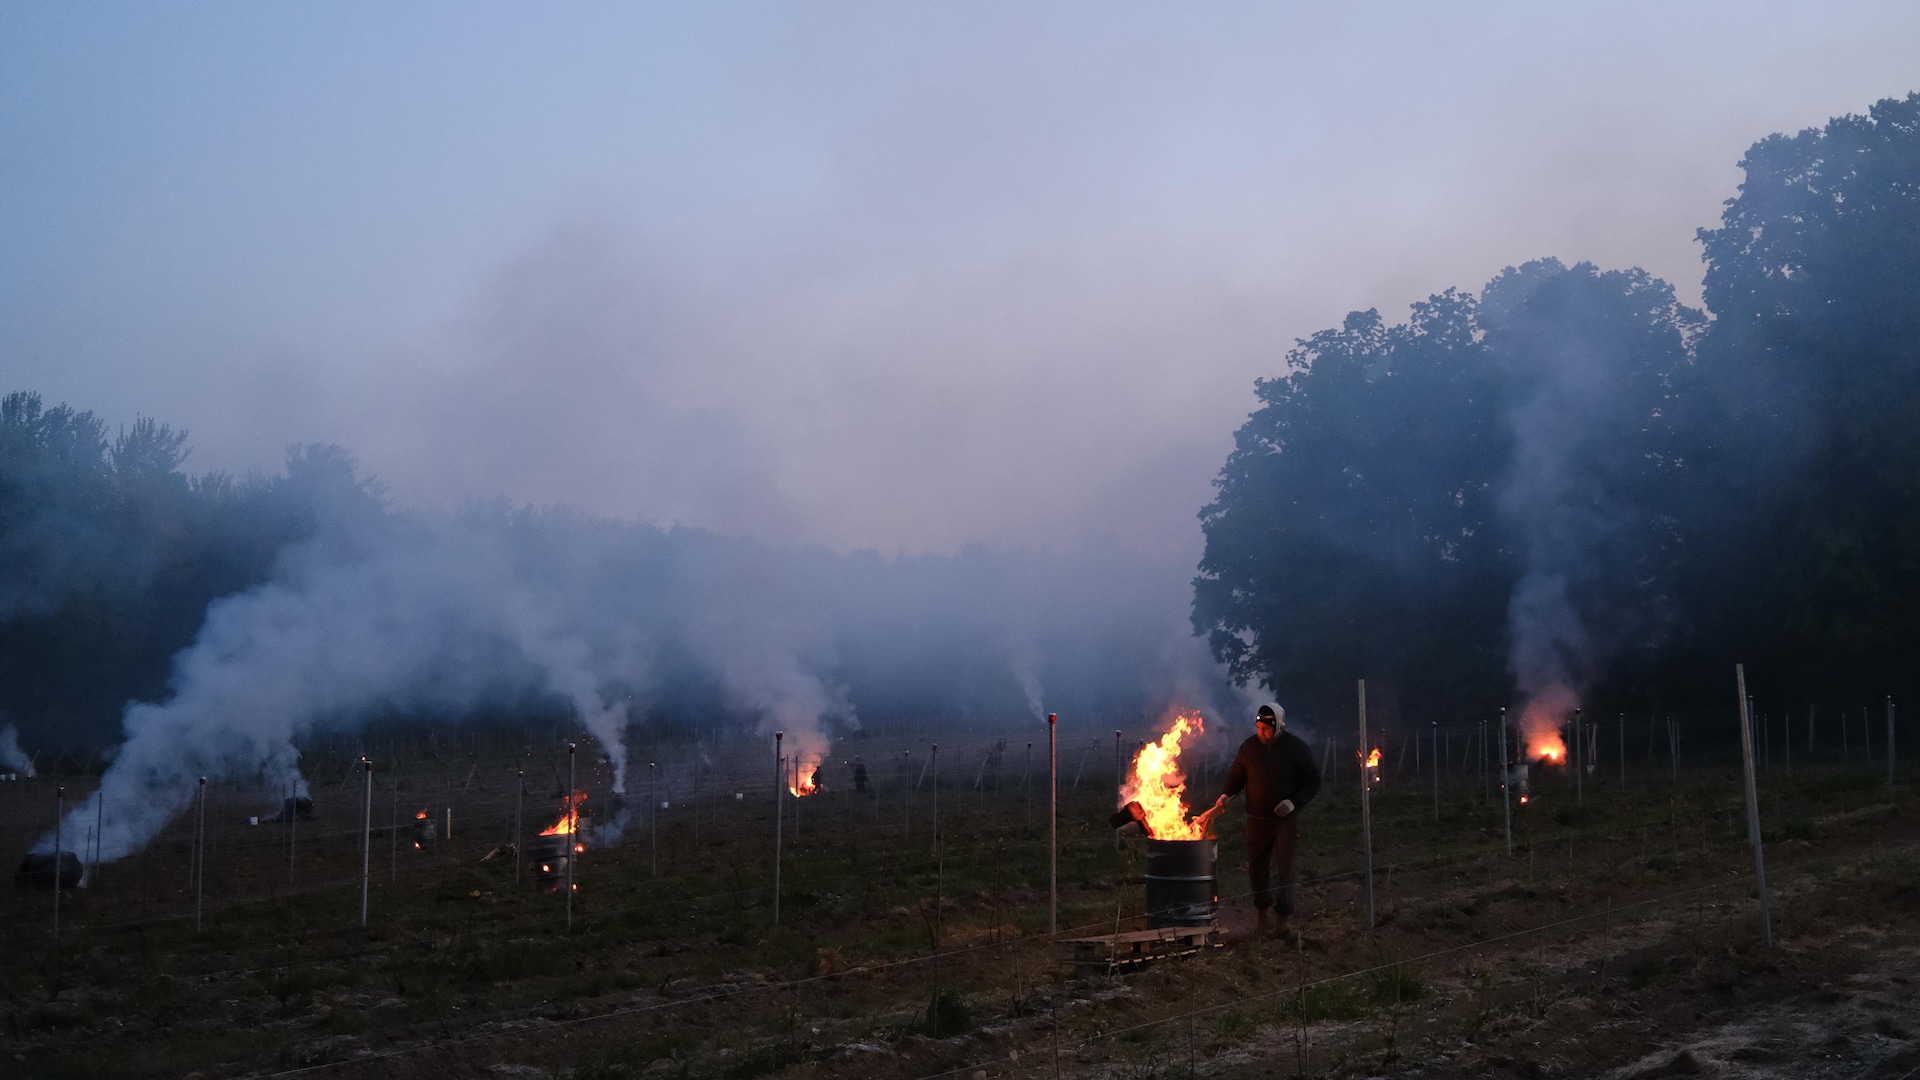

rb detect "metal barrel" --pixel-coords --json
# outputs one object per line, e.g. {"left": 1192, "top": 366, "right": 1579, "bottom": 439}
{"left": 15, "top": 852, "right": 85, "bottom": 890}
{"left": 528, "top": 834, "right": 576, "bottom": 889}
{"left": 1144, "top": 838, "right": 1217, "bottom": 927}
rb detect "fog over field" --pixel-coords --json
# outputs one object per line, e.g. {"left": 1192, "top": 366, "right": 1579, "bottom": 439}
{"left": 5, "top": 5, "right": 1919, "bottom": 862}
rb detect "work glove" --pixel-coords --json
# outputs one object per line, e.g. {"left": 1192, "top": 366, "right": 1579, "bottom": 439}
{"left": 1273, "top": 799, "right": 1295, "bottom": 818}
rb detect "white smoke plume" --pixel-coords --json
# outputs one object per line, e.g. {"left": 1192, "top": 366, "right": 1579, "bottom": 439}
{"left": 1487, "top": 260, "right": 1697, "bottom": 760}
{"left": 1494, "top": 271, "right": 1609, "bottom": 756}
{"left": 0, "top": 723, "right": 34, "bottom": 777}
{"left": 1497, "top": 365, "right": 1605, "bottom": 745}
{"left": 35, "top": 507, "right": 854, "bottom": 862}
{"left": 1009, "top": 648, "right": 1046, "bottom": 720}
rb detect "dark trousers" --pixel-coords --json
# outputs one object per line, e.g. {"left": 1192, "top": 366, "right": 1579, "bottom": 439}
{"left": 1245, "top": 814, "right": 1300, "bottom": 915}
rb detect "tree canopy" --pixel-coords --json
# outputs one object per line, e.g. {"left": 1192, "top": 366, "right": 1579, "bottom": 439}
{"left": 1195, "top": 93, "right": 1920, "bottom": 724}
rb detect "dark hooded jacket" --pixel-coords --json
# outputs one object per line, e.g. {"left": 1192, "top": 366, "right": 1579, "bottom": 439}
{"left": 1221, "top": 730, "right": 1321, "bottom": 819}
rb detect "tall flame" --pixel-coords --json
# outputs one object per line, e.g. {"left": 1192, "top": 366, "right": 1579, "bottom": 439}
{"left": 1364, "top": 748, "right": 1381, "bottom": 768}
{"left": 540, "top": 791, "right": 587, "bottom": 836}
{"left": 1119, "top": 712, "right": 1206, "bottom": 840}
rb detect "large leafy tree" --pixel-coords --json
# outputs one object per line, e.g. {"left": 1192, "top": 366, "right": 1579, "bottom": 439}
{"left": 1193, "top": 290, "right": 1512, "bottom": 723}
{"left": 1195, "top": 263, "right": 1705, "bottom": 724}
{"left": 1197, "top": 92, "right": 1920, "bottom": 723}
{"left": 1688, "top": 92, "right": 1920, "bottom": 700}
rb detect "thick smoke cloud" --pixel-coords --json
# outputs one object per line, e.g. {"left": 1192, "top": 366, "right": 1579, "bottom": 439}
{"left": 35, "top": 494, "right": 1231, "bottom": 862}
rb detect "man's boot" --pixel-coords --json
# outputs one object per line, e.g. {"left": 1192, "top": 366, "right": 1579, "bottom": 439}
{"left": 1270, "top": 913, "right": 1302, "bottom": 949}
{"left": 1252, "top": 908, "right": 1274, "bottom": 940}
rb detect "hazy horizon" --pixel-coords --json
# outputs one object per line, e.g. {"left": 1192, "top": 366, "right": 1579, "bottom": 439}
{"left": 6, "top": 4, "right": 1919, "bottom": 561}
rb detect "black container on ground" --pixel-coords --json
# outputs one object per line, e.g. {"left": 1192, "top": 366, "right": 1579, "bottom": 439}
{"left": 15, "top": 851, "right": 86, "bottom": 890}
{"left": 1144, "top": 837, "right": 1216, "bottom": 927}
{"left": 528, "top": 833, "right": 579, "bottom": 890}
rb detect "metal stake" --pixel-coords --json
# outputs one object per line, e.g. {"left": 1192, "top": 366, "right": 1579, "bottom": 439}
{"left": 1574, "top": 708, "right": 1583, "bottom": 806}
{"left": 774, "top": 733, "right": 783, "bottom": 926}
{"left": 1497, "top": 708, "right": 1512, "bottom": 856}
{"left": 1431, "top": 720, "right": 1440, "bottom": 821}
{"left": 1480, "top": 717, "right": 1489, "bottom": 801}
{"left": 54, "top": 786, "right": 65, "bottom": 937}
{"left": 514, "top": 769, "right": 524, "bottom": 882}
{"left": 566, "top": 742, "right": 577, "bottom": 931}
{"left": 359, "top": 759, "right": 371, "bottom": 927}
{"left": 1735, "top": 665, "right": 1772, "bottom": 948}
{"left": 651, "top": 761, "right": 658, "bottom": 878}
{"left": 1889, "top": 697, "right": 1898, "bottom": 786}
{"left": 930, "top": 743, "right": 940, "bottom": 850}
{"left": 196, "top": 776, "right": 208, "bottom": 932}
{"left": 1358, "top": 680, "right": 1374, "bottom": 929}
{"left": 1048, "top": 713, "right": 1058, "bottom": 936}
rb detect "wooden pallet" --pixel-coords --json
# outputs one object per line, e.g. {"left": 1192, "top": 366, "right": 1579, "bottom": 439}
{"left": 1061, "top": 925, "right": 1219, "bottom": 975}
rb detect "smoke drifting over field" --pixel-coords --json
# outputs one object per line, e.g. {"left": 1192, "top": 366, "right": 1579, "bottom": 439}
{"left": 0, "top": 724, "right": 32, "bottom": 776}
{"left": 31, "top": 493, "right": 1229, "bottom": 862}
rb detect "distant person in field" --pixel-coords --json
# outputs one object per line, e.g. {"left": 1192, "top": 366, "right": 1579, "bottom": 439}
{"left": 853, "top": 757, "right": 869, "bottom": 793}
{"left": 1197, "top": 703, "right": 1322, "bottom": 943}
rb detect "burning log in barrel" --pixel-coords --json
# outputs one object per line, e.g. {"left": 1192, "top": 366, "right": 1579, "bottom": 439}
{"left": 1107, "top": 800, "right": 1148, "bottom": 830}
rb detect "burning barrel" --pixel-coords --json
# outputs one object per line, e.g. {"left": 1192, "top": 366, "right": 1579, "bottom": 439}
{"left": 529, "top": 833, "right": 580, "bottom": 890}
{"left": 530, "top": 795, "right": 588, "bottom": 890}
{"left": 1143, "top": 838, "right": 1217, "bottom": 928}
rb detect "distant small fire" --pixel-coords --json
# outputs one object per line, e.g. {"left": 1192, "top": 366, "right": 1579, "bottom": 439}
{"left": 788, "top": 755, "right": 822, "bottom": 797}
{"left": 1519, "top": 683, "right": 1577, "bottom": 765}
{"left": 1119, "top": 712, "right": 1207, "bottom": 840}
{"left": 1364, "top": 748, "right": 1381, "bottom": 769}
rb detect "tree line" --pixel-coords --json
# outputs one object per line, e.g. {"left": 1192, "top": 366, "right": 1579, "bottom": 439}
{"left": 0, "top": 392, "right": 384, "bottom": 748}
{"left": 1194, "top": 92, "right": 1920, "bottom": 726}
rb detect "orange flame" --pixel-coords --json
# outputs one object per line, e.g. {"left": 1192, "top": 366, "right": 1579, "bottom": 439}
{"left": 540, "top": 791, "right": 588, "bottom": 836}
{"left": 1364, "top": 748, "right": 1381, "bottom": 769}
{"left": 1530, "top": 736, "right": 1567, "bottom": 765}
{"left": 1519, "top": 683, "right": 1576, "bottom": 765}
{"left": 788, "top": 754, "right": 822, "bottom": 797}
{"left": 1119, "top": 712, "right": 1206, "bottom": 840}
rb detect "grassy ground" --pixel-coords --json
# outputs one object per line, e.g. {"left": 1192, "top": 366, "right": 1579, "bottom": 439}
{"left": 2, "top": 734, "right": 1916, "bottom": 1079}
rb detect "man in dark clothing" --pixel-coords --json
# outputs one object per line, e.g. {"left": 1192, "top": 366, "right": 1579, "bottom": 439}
{"left": 1197, "top": 703, "right": 1322, "bottom": 941}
